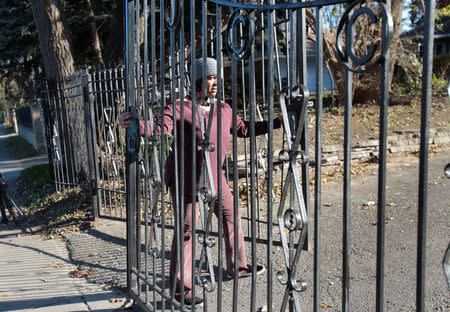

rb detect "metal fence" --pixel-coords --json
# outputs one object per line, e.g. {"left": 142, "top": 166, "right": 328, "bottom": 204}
{"left": 40, "top": 0, "right": 438, "bottom": 311}
{"left": 43, "top": 67, "right": 129, "bottom": 220}
{"left": 123, "top": 0, "right": 438, "bottom": 312}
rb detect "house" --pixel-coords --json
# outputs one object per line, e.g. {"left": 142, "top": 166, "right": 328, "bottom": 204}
{"left": 401, "top": 15, "right": 450, "bottom": 56}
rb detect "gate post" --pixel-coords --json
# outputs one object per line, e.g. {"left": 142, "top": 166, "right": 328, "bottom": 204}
{"left": 82, "top": 67, "right": 100, "bottom": 220}
{"left": 125, "top": 0, "right": 139, "bottom": 297}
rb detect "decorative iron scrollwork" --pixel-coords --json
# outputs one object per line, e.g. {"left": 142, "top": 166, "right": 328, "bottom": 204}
{"left": 52, "top": 124, "right": 62, "bottom": 164}
{"left": 164, "top": 0, "right": 181, "bottom": 31}
{"left": 148, "top": 114, "right": 162, "bottom": 258}
{"left": 225, "top": 9, "right": 254, "bottom": 60}
{"left": 336, "top": 0, "right": 393, "bottom": 73}
{"left": 195, "top": 101, "right": 217, "bottom": 292}
{"left": 103, "top": 106, "right": 119, "bottom": 177}
{"left": 277, "top": 84, "right": 309, "bottom": 311}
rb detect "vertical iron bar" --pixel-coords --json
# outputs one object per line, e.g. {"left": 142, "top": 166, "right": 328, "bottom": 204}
{"left": 189, "top": 0, "right": 197, "bottom": 310}
{"left": 376, "top": 0, "right": 391, "bottom": 310}
{"left": 342, "top": 66, "right": 352, "bottom": 312}
{"left": 120, "top": 68, "right": 127, "bottom": 217}
{"left": 266, "top": 5, "right": 275, "bottom": 312}
{"left": 91, "top": 71, "right": 105, "bottom": 216}
{"left": 63, "top": 82, "right": 77, "bottom": 187}
{"left": 157, "top": 0, "right": 168, "bottom": 308}
{"left": 167, "top": 3, "right": 182, "bottom": 308}
{"left": 112, "top": 69, "right": 125, "bottom": 216}
{"left": 108, "top": 68, "right": 121, "bottom": 217}
{"left": 150, "top": 0, "right": 158, "bottom": 306}
{"left": 101, "top": 70, "right": 115, "bottom": 216}
{"left": 216, "top": 3, "right": 224, "bottom": 311}
{"left": 298, "top": 0, "right": 311, "bottom": 252}
{"left": 45, "top": 87, "right": 59, "bottom": 191}
{"left": 417, "top": 1, "right": 435, "bottom": 311}
{"left": 342, "top": 5, "right": 353, "bottom": 310}
{"left": 134, "top": 2, "right": 142, "bottom": 291}
{"left": 313, "top": 5, "right": 323, "bottom": 312}
{"left": 248, "top": 5, "right": 257, "bottom": 311}
{"left": 56, "top": 83, "right": 70, "bottom": 190}
{"left": 142, "top": 0, "right": 150, "bottom": 304}
{"left": 88, "top": 72, "right": 101, "bottom": 221}
{"left": 179, "top": 0, "right": 187, "bottom": 307}
{"left": 125, "top": 0, "right": 138, "bottom": 298}
{"left": 82, "top": 69, "right": 99, "bottom": 220}
{"left": 231, "top": 57, "right": 239, "bottom": 312}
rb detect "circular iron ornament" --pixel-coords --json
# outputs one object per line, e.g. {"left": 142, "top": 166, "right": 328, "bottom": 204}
{"left": 277, "top": 270, "right": 288, "bottom": 285}
{"left": 200, "top": 187, "right": 212, "bottom": 203}
{"left": 336, "top": 0, "right": 393, "bottom": 73}
{"left": 290, "top": 278, "right": 307, "bottom": 292}
{"left": 164, "top": 0, "right": 181, "bottom": 31}
{"left": 283, "top": 208, "right": 302, "bottom": 231}
{"left": 198, "top": 276, "right": 215, "bottom": 292}
{"left": 225, "top": 9, "right": 254, "bottom": 60}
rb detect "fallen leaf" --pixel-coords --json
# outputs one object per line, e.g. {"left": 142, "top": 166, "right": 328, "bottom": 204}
{"left": 0, "top": 294, "right": 7, "bottom": 298}
{"left": 41, "top": 278, "right": 48, "bottom": 283}
{"left": 110, "top": 297, "right": 125, "bottom": 303}
{"left": 324, "top": 202, "right": 332, "bottom": 207}
{"left": 320, "top": 302, "right": 333, "bottom": 308}
{"left": 69, "top": 269, "right": 93, "bottom": 277}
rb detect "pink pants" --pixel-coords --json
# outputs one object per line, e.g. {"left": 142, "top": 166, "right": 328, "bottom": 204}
{"left": 169, "top": 183, "right": 248, "bottom": 298}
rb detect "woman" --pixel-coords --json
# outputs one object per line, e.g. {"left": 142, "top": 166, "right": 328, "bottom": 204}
{"left": 119, "top": 57, "right": 281, "bottom": 308}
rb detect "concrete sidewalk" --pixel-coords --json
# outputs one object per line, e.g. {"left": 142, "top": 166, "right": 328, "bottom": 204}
{"left": 0, "top": 225, "right": 134, "bottom": 311}
{"left": 0, "top": 127, "right": 136, "bottom": 311}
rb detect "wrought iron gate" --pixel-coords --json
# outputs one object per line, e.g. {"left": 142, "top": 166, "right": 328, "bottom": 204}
{"left": 43, "top": 67, "right": 129, "bottom": 220}
{"left": 124, "top": 1, "right": 438, "bottom": 311}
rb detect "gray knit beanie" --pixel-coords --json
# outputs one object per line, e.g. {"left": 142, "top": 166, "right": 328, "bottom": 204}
{"left": 193, "top": 57, "right": 217, "bottom": 82}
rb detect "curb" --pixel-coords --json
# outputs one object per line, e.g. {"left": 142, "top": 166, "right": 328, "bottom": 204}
{"left": 232, "top": 127, "right": 450, "bottom": 171}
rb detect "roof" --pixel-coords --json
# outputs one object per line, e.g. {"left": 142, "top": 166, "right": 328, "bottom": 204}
{"left": 401, "top": 15, "right": 450, "bottom": 40}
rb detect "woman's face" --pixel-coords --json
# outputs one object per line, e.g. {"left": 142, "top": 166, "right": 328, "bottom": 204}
{"left": 206, "top": 75, "right": 217, "bottom": 98}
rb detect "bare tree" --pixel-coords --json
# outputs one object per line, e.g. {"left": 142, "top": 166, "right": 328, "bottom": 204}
{"left": 31, "top": 0, "right": 75, "bottom": 82}
{"left": 31, "top": 0, "right": 77, "bottom": 182}
{"left": 307, "top": 0, "right": 406, "bottom": 104}
{"left": 86, "top": 0, "right": 104, "bottom": 64}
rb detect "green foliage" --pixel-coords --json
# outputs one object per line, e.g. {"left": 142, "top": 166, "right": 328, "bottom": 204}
{"left": 0, "top": 0, "right": 41, "bottom": 107}
{"left": 0, "top": 0, "right": 120, "bottom": 108}
{"left": 404, "top": 0, "right": 449, "bottom": 31}
{"left": 6, "top": 135, "right": 37, "bottom": 158}
{"left": 431, "top": 74, "right": 448, "bottom": 97}
{"left": 20, "top": 164, "right": 51, "bottom": 193}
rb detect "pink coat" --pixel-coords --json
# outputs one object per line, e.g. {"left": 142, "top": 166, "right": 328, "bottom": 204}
{"left": 140, "top": 99, "right": 281, "bottom": 194}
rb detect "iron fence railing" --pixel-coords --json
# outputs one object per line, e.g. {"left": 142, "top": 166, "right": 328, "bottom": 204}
{"left": 123, "top": 0, "right": 438, "bottom": 312}
{"left": 43, "top": 67, "right": 128, "bottom": 220}
{"left": 40, "top": 0, "right": 439, "bottom": 311}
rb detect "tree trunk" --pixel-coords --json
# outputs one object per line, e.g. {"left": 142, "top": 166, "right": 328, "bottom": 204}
{"left": 388, "top": 0, "right": 407, "bottom": 90}
{"left": 31, "top": 0, "right": 78, "bottom": 184}
{"left": 30, "top": 0, "right": 75, "bottom": 82}
{"left": 104, "top": 2, "right": 125, "bottom": 65}
{"left": 86, "top": 0, "right": 104, "bottom": 64}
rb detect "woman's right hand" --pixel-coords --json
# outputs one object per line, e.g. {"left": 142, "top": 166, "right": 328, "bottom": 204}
{"left": 118, "top": 112, "right": 133, "bottom": 129}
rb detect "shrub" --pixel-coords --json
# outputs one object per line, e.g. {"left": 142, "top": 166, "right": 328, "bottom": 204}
{"left": 6, "top": 136, "right": 37, "bottom": 158}
{"left": 20, "top": 164, "right": 51, "bottom": 194}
